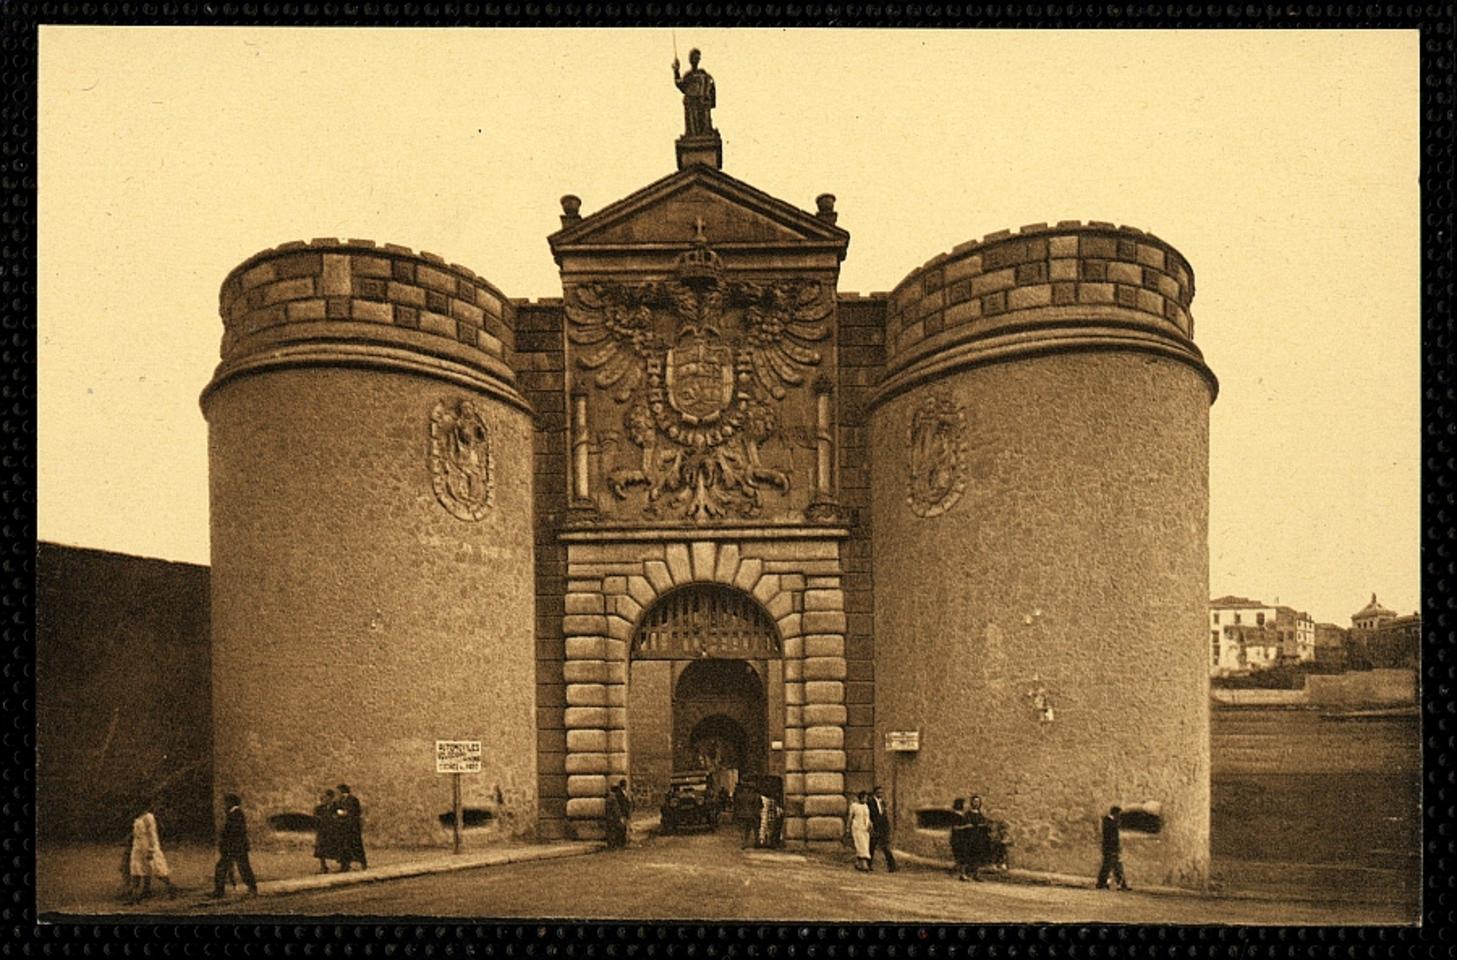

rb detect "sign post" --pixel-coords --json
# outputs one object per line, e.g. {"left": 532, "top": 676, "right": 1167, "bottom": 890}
{"left": 884, "top": 730, "right": 920, "bottom": 833}
{"left": 435, "top": 740, "right": 483, "bottom": 855}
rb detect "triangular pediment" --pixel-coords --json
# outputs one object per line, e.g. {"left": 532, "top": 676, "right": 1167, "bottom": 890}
{"left": 549, "top": 166, "right": 849, "bottom": 259}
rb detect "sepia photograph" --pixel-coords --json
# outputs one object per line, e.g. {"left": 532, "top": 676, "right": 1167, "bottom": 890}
{"left": 34, "top": 27, "right": 1421, "bottom": 924}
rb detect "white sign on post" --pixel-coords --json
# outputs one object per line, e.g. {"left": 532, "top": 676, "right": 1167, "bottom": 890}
{"left": 435, "top": 740, "right": 483, "bottom": 774}
{"left": 885, "top": 730, "right": 920, "bottom": 753}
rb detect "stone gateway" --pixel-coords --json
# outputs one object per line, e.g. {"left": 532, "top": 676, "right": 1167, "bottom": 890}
{"left": 201, "top": 63, "right": 1216, "bottom": 887}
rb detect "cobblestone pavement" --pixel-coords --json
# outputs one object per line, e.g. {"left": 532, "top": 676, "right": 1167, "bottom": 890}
{"left": 179, "top": 828, "right": 1414, "bottom": 924}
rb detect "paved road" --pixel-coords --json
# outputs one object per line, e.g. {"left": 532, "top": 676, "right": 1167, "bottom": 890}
{"left": 181, "top": 828, "right": 1414, "bottom": 924}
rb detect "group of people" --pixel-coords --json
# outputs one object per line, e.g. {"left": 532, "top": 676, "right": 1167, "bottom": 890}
{"left": 732, "top": 780, "right": 783, "bottom": 848}
{"left": 948, "top": 795, "right": 1008, "bottom": 882}
{"left": 845, "top": 786, "right": 896, "bottom": 872}
{"left": 311, "top": 784, "right": 368, "bottom": 873}
{"left": 116, "top": 786, "right": 369, "bottom": 903}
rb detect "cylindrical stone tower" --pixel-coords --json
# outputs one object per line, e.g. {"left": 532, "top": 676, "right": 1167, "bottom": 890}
{"left": 201, "top": 240, "right": 537, "bottom": 846}
{"left": 868, "top": 223, "right": 1216, "bottom": 888}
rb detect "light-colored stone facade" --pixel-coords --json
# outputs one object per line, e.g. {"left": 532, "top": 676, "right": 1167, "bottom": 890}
{"left": 558, "top": 533, "right": 848, "bottom": 843}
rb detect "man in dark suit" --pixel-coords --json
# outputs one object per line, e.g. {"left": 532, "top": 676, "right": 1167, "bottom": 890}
{"left": 210, "top": 793, "right": 258, "bottom": 898}
{"left": 1096, "top": 805, "right": 1131, "bottom": 891}
{"left": 337, "top": 784, "right": 367, "bottom": 870}
{"left": 866, "top": 785, "right": 897, "bottom": 872}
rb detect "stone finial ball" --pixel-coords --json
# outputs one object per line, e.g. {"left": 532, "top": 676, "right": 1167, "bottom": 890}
{"left": 815, "top": 193, "right": 836, "bottom": 214}
{"left": 560, "top": 195, "right": 583, "bottom": 217}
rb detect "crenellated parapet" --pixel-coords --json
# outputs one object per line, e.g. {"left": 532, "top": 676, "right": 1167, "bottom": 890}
{"left": 208, "top": 239, "right": 524, "bottom": 410}
{"left": 876, "top": 222, "right": 1214, "bottom": 407}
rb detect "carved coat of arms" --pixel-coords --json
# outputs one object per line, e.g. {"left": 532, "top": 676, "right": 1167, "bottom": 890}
{"left": 907, "top": 393, "right": 967, "bottom": 518}
{"left": 429, "top": 398, "right": 495, "bottom": 521}
{"left": 567, "top": 223, "right": 830, "bottom": 520}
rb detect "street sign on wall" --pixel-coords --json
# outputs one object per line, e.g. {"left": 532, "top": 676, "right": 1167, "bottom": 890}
{"left": 435, "top": 740, "right": 483, "bottom": 773}
{"left": 885, "top": 730, "right": 920, "bottom": 753}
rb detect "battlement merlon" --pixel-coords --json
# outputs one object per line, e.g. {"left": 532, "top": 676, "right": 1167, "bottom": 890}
{"left": 206, "top": 240, "right": 526, "bottom": 414}
{"left": 874, "top": 222, "right": 1215, "bottom": 409}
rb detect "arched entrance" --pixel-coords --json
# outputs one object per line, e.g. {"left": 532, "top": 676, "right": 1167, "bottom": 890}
{"left": 626, "top": 584, "right": 783, "bottom": 810}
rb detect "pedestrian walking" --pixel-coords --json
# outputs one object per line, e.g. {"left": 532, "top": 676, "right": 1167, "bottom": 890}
{"left": 210, "top": 793, "right": 258, "bottom": 899}
{"left": 867, "top": 785, "right": 897, "bottom": 872}
{"left": 312, "top": 788, "right": 342, "bottom": 873}
{"left": 733, "top": 780, "right": 760, "bottom": 848}
{"left": 336, "top": 784, "right": 367, "bottom": 870}
{"left": 847, "top": 791, "right": 872, "bottom": 871}
{"left": 1095, "top": 805, "right": 1131, "bottom": 891}
{"left": 126, "top": 799, "right": 178, "bottom": 902}
{"left": 604, "top": 779, "right": 630, "bottom": 848}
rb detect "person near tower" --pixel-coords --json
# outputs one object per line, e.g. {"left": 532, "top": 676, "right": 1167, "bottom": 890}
{"left": 1095, "top": 805, "right": 1132, "bottom": 891}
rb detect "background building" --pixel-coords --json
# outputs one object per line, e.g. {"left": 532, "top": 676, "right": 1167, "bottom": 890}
{"left": 1209, "top": 596, "right": 1314, "bottom": 674}
{"left": 1348, "top": 594, "right": 1420, "bottom": 669}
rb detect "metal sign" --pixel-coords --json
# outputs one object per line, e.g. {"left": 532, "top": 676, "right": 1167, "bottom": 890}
{"left": 885, "top": 730, "right": 920, "bottom": 753}
{"left": 435, "top": 740, "right": 483, "bottom": 774}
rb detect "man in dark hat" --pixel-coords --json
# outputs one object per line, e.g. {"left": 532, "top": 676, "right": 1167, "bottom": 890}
{"left": 336, "top": 784, "right": 367, "bottom": 870}
{"left": 1095, "top": 805, "right": 1131, "bottom": 891}
{"left": 210, "top": 793, "right": 258, "bottom": 898}
{"left": 867, "top": 785, "right": 897, "bottom": 872}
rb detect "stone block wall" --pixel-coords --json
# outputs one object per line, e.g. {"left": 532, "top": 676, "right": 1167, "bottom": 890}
{"left": 883, "top": 222, "right": 1197, "bottom": 387}
{"left": 514, "top": 299, "right": 570, "bottom": 841}
{"left": 218, "top": 239, "right": 515, "bottom": 368}
{"left": 835, "top": 294, "right": 889, "bottom": 794}
{"left": 558, "top": 535, "right": 848, "bottom": 845}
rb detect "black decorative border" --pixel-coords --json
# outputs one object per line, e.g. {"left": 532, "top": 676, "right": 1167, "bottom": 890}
{"left": 5, "top": 5, "right": 1452, "bottom": 956}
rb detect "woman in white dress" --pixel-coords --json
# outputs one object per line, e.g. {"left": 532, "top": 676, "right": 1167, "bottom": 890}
{"left": 848, "top": 791, "right": 873, "bottom": 871}
{"left": 127, "top": 800, "right": 178, "bottom": 901}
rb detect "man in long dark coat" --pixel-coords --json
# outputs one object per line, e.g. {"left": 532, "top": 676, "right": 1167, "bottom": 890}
{"left": 867, "top": 785, "right": 898, "bottom": 872}
{"left": 1096, "top": 805, "right": 1131, "bottom": 890}
{"left": 604, "top": 781, "right": 627, "bottom": 848}
{"left": 210, "top": 793, "right": 258, "bottom": 898}
{"left": 337, "top": 784, "right": 367, "bottom": 870}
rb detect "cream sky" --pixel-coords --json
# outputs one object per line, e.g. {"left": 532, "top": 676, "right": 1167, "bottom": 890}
{"left": 37, "top": 27, "right": 1420, "bottom": 626}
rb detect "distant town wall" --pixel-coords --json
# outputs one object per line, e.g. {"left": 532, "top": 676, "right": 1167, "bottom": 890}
{"left": 1305, "top": 668, "right": 1417, "bottom": 705}
{"left": 36, "top": 543, "right": 213, "bottom": 842}
{"left": 1210, "top": 668, "right": 1417, "bottom": 707}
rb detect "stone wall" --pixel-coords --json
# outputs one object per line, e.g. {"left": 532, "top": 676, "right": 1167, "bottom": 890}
{"left": 203, "top": 243, "right": 538, "bottom": 847}
{"left": 869, "top": 224, "right": 1215, "bottom": 888}
{"left": 218, "top": 239, "right": 514, "bottom": 368}
{"left": 514, "top": 299, "right": 571, "bottom": 841}
{"left": 834, "top": 294, "right": 889, "bottom": 794}
{"left": 36, "top": 543, "right": 212, "bottom": 842}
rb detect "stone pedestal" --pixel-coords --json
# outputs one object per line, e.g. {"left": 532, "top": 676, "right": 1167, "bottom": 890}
{"left": 676, "top": 133, "right": 723, "bottom": 170}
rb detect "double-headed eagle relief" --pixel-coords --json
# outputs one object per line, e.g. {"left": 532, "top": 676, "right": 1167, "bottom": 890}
{"left": 567, "top": 222, "right": 831, "bottom": 521}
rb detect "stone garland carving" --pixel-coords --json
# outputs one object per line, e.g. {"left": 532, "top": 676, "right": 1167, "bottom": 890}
{"left": 429, "top": 398, "right": 496, "bottom": 521}
{"left": 907, "top": 393, "right": 967, "bottom": 518}
{"left": 566, "top": 224, "right": 830, "bottom": 521}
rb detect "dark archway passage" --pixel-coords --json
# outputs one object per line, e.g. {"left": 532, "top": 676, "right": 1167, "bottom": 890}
{"left": 626, "top": 584, "right": 784, "bottom": 810}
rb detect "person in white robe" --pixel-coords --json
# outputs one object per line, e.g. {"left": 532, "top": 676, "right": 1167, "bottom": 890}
{"left": 127, "top": 801, "right": 177, "bottom": 901}
{"left": 847, "top": 792, "right": 873, "bottom": 871}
